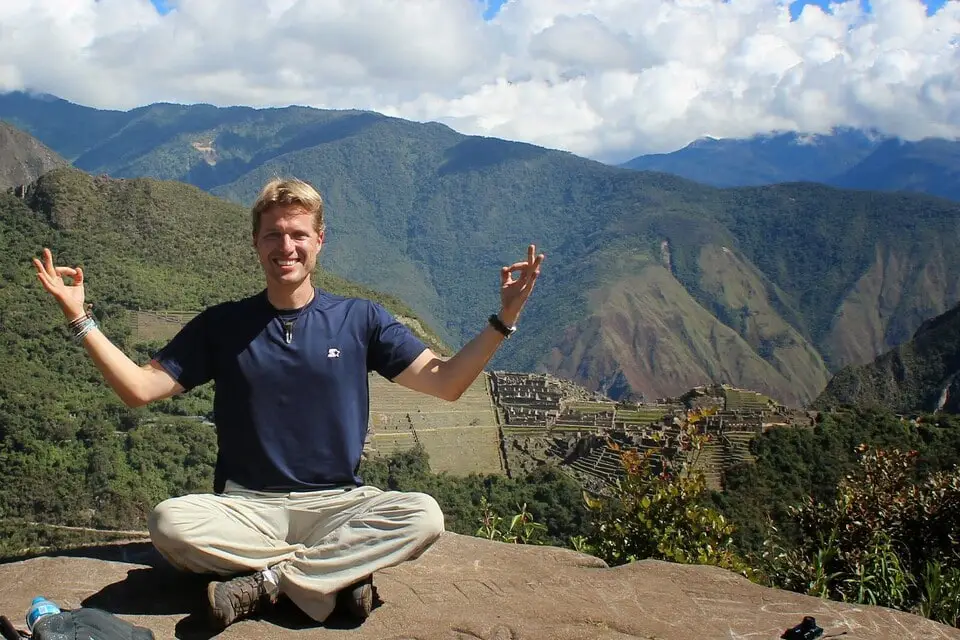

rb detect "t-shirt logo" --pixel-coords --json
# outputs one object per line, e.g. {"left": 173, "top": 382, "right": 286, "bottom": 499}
{"left": 327, "top": 348, "right": 341, "bottom": 358}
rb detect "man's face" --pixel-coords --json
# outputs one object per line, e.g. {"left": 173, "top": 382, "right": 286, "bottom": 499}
{"left": 253, "top": 204, "right": 323, "bottom": 289}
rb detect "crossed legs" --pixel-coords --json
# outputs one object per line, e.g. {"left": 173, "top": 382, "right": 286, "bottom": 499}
{"left": 147, "top": 482, "right": 445, "bottom": 623}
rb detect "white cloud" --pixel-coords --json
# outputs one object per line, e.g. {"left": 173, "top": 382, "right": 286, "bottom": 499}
{"left": 0, "top": 0, "right": 957, "bottom": 161}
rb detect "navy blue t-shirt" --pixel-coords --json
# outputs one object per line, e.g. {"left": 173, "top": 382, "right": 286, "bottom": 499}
{"left": 153, "top": 288, "right": 428, "bottom": 493}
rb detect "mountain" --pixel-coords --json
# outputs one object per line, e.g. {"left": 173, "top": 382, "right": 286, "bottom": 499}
{"left": 620, "top": 129, "right": 879, "bottom": 187}
{"left": 814, "top": 302, "right": 960, "bottom": 414}
{"left": 0, "top": 121, "right": 67, "bottom": 188}
{"left": 5, "top": 92, "right": 960, "bottom": 406}
{"left": 830, "top": 138, "right": 960, "bottom": 203}
{"left": 620, "top": 130, "right": 960, "bottom": 202}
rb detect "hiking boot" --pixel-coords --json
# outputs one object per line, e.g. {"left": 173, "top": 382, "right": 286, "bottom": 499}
{"left": 206, "top": 570, "right": 280, "bottom": 629}
{"left": 335, "top": 575, "right": 374, "bottom": 619}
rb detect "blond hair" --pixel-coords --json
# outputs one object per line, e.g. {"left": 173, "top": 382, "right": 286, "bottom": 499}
{"left": 250, "top": 177, "right": 325, "bottom": 237}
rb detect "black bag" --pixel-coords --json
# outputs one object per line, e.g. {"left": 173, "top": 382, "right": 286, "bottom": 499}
{"left": 30, "top": 608, "right": 154, "bottom": 640}
{"left": 780, "top": 616, "right": 824, "bottom": 640}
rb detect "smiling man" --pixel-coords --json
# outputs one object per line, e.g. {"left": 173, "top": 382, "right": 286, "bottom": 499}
{"left": 33, "top": 177, "right": 545, "bottom": 630}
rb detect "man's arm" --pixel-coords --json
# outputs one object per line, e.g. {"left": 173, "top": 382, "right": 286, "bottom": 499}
{"left": 33, "top": 248, "right": 184, "bottom": 408}
{"left": 393, "top": 244, "right": 544, "bottom": 401}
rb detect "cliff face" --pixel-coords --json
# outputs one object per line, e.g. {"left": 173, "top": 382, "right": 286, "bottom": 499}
{"left": 0, "top": 121, "right": 67, "bottom": 189}
{"left": 815, "top": 302, "right": 960, "bottom": 414}
{"left": 1, "top": 533, "right": 956, "bottom": 639}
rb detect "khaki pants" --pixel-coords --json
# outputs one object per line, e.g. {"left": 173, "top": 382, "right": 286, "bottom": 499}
{"left": 147, "top": 481, "right": 445, "bottom": 621}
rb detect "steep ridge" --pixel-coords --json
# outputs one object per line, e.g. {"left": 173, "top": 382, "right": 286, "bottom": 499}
{"left": 0, "top": 121, "right": 67, "bottom": 188}
{"left": 540, "top": 263, "right": 817, "bottom": 406}
{"left": 823, "top": 243, "right": 960, "bottom": 368}
{"left": 815, "top": 302, "right": 960, "bottom": 413}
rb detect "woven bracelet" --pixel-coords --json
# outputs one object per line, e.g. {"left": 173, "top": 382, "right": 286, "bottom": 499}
{"left": 71, "top": 316, "right": 98, "bottom": 343}
{"left": 68, "top": 312, "right": 92, "bottom": 330}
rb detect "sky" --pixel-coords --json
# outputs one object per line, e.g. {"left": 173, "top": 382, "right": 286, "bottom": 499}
{"left": 1, "top": 0, "right": 957, "bottom": 162}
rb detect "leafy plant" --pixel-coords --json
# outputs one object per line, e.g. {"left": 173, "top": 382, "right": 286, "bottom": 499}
{"left": 475, "top": 497, "right": 548, "bottom": 545}
{"left": 758, "top": 444, "right": 960, "bottom": 627}
{"left": 579, "top": 429, "right": 752, "bottom": 575}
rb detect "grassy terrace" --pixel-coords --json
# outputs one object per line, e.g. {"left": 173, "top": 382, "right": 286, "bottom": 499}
{"left": 133, "top": 310, "right": 198, "bottom": 342}
{"left": 723, "top": 388, "right": 774, "bottom": 411}
{"left": 563, "top": 401, "right": 616, "bottom": 412}
{"left": 614, "top": 406, "right": 675, "bottom": 423}
{"left": 501, "top": 426, "right": 549, "bottom": 436}
{"left": 366, "top": 372, "right": 504, "bottom": 476}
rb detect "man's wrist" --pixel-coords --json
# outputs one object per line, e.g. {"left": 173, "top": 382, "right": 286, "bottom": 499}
{"left": 497, "top": 309, "right": 518, "bottom": 327}
{"left": 64, "top": 310, "right": 86, "bottom": 323}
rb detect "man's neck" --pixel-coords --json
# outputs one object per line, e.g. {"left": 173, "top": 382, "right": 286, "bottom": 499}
{"left": 266, "top": 282, "right": 315, "bottom": 310}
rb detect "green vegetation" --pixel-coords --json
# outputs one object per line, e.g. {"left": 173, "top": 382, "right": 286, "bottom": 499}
{"left": 759, "top": 446, "right": 960, "bottom": 627}
{"left": 577, "top": 434, "right": 751, "bottom": 574}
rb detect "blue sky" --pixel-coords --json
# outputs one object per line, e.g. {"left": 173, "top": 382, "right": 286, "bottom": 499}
{"left": 149, "top": 0, "right": 949, "bottom": 21}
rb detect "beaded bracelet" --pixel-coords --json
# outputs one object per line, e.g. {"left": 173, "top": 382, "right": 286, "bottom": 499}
{"left": 68, "top": 312, "right": 98, "bottom": 343}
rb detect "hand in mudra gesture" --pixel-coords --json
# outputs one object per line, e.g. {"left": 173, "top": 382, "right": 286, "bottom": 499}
{"left": 33, "top": 248, "right": 87, "bottom": 320}
{"left": 499, "top": 243, "right": 545, "bottom": 326}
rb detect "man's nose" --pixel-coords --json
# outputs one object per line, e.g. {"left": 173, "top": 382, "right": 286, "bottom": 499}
{"left": 280, "top": 235, "right": 295, "bottom": 252}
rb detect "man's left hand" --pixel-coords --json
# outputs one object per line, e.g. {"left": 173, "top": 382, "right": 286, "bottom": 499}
{"left": 499, "top": 243, "right": 545, "bottom": 327}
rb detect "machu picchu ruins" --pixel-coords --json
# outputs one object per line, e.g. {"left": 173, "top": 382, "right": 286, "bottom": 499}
{"left": 365, "top": 371, "right": 816, "bottom": 491}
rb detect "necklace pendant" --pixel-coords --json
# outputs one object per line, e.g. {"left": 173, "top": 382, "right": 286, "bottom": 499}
{"left": 284, "top": 321, "right": 293, "bottom": 344}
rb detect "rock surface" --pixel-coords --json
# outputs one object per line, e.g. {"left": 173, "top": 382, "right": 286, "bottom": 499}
{"left": 0, "top": 121, "right": 67, "bottom": 189}
{"left": 0, "top": 532, "right": 957, "bottom": 639}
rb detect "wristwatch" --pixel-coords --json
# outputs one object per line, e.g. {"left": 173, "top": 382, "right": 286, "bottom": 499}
{"left": 489, "top": 313, "right": 517, "bottom": 338}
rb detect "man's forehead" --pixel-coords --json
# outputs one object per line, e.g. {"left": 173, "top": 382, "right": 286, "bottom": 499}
{"left": 260, "top": 205, "right": 313, "bottom": 226}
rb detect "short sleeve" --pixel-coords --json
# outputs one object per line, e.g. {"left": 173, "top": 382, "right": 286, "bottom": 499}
{"left": 152, "top": 308, "right": 216, "bottom": 391}
{"left": 366, "top": 302, "right": 428, "bottom": 380}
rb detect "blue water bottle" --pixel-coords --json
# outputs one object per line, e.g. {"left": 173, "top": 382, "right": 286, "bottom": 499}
{"left": 25, "top": 597, "right": 60, "bottom": 632}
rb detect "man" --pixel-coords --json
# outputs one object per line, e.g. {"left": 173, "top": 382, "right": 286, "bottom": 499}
{"left": 33, "top": 177, "right": 544, "bottom": 629}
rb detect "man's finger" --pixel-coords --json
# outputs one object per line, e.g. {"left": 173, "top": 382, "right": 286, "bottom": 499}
{"left": 55, "top": 267, "right": 77, "bottom": 278}
{"left": 43, "top": 248, "right": 56, "bottom": 276}
{"left": 34, "top": 270, "right": 55, "bottom": 294}
{"left": 75, "top": 267, "right": 84, "bottom": 285}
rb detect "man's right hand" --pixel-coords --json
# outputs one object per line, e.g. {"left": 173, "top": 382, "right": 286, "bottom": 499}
{"left": 33, "top": 248, "right": 87, "bottom": 321}
{"left": 31, "top": 247, "right": 184, "bottom": 407}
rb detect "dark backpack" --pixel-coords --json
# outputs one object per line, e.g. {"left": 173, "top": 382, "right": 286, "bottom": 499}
{"left": 29, "top": 609, "right": 155, "bottom": 640}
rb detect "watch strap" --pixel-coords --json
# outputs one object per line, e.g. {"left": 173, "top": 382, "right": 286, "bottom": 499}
{"left": 488, "top": 313, "right": 516, "bottom": 338}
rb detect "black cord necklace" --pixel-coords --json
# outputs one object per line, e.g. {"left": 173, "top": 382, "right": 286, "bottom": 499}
{"left": 275, "top": 291, "right": 314, "bottom": 344}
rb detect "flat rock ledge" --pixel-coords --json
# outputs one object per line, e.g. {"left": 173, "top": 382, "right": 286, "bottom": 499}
{"left": 0, "top": 532, "right": 957, "bottom": 639}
